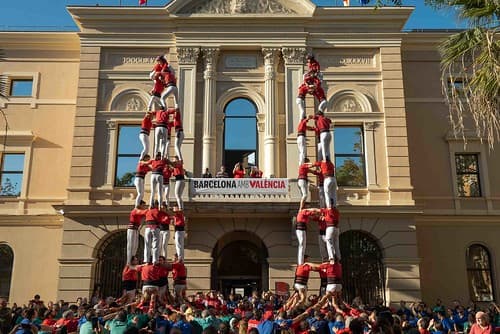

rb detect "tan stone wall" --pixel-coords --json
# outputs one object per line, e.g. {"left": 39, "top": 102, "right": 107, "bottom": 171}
{"left": 0, "top": 220, "right": 63, "bottom": 303}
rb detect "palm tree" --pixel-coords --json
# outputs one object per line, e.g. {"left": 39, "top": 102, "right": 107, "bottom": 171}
{"left": 427, "top": 0, "right": 499, "bottom": 147}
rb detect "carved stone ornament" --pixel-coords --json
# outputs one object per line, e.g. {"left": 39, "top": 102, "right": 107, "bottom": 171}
{"left": 180, "top": 0, "right": 296, "bottom": 14}
{"left": 334, "top": 97, "right": 363, "bottom": 113}
{"left": 282, "top": 47, "right": 307, "bottom": 65}
{"left": 202, "top": 48, "right": 220, "bottom": 66}
{"left": 125, "top": 97, "right": 143, "bottom": 111}
{"left": 177, "top": 47, "right": 200, "bottom": 65}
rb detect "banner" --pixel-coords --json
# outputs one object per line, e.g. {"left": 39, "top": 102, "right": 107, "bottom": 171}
{"left": 191, "top": 178, "right": 289, "bottom": 195}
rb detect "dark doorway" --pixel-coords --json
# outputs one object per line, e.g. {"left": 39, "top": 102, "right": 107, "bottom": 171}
{"left": 212, "top": 232, "right": 268, "bottom": 297}
{"left": 339, "top": 230, "right": 385, "bottom": 305}
{"left": 0, "top": 244, "right": 14, "bottom": 300}
{"left": 93, "top": 231, "right": 144, "bottom": 298}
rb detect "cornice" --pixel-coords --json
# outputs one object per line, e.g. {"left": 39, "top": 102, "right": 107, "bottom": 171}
{"left": 402, "top": 31, "right": 455, "bottom": 50}
{"left": 0, "top": 214, "right": 62, "bottom": 226}
{"left": 0, "top": 32, "right": 80, "bottom": 51}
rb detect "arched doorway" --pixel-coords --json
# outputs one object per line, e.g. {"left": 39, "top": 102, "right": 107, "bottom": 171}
{"left": 223, "top": 98, "right": 258, "bottom": 176}
{"left": 93, "top": 231, "right": 144, "bottom": 298}
{"left": 340, "top": 230, "right": 385, "bottom": 304}
{"left": 211, "top": 231, "right": 268, "bottom": 297}
{"left": 0, "top": 244, "right": 14, "bottom": 300}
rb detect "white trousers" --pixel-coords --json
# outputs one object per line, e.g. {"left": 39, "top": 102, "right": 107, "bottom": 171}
{"left": 160, "top": 230, "right": 170, "bottom": 258}
{"left": 175, "top": 179, "right": 185, "bottom": 209}
{"left": 325, "top": 226, "right": 341, "bottom": 261}
{"left": 319, "top": 131, "right": 332, "bottom": 161}
{"left": 175, "top": 230, "right": 185, "bottom": 261}
{"left": 318, "top": 233, "right": 328, "bottom": 262}
{"left": 296, "top": 229, "right": 306, "bottom": 265}
{"left": 317, "top": 142, "right": 323, "bottom": 162}
{"left": 318, "top": 184, "right": 326, "bottom": 208}
{"left": 147, "top": 95, "right": 162, "bottom": 111}
{"left": 134, "top": 177, "right": 145, "bottom": 208}
{"left": 139, "top": 133, "right": 150, "bottom": 160}
{"left": 296, "top": 97, "right": 306, "bottom": 121}
{"left": 174, "top": 130, "right": 184, "bottom": 161}
{"left": 298, "top": 179, "right": 308, "bottom": 202}
{"left": 154, "top": 126, "right": 169, "bottom": 158}
{"left": 160, "top": 86, "right": 179, "bottom": 109}
{"left": 324, "top": 176, "right": 337, "bottom": 208}
{"left": 318, "top": 99, "right": 327, "bottom": 113}
{"left": 297, "top": 135, "right": 306, "bottom": 164}
{"left": 150, "top": 173, "right": 164, "bottom": 207}
{"left": 163, "top": 182, "right": 170, "bottom": 206}
{"left": 144, "top": 227, "right": 160, "bottom": 264}
{"left": 126, "top": 228, "right": 139, "bottom": 264}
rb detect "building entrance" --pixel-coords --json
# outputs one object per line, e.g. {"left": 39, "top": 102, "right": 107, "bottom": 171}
{"left": 211, "top": 231, "right": 268, "bottom": 296}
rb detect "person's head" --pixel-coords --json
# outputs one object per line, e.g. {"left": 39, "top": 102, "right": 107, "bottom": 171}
{"left": 116, "top": 310, "right": 127, "bottom": 323}
{"left": 159, "top": 256, "right": 166, "bottom": 264}
{"left": 172, "top": 253, "right": 179, "bottom": 262}
{"left": 436, "top": 298, "right": 442, "bottom": 305}
{"left": 85, "top": 309, "right": 96, "bottom": 321}
{"left": 142, "top": 154, "right": 150, "bottom": 162}
{"left": 173, "top": 155, "right": 179, "bottom": 162}
{"left": 303, "top": 254, "right": 310, "bottom": 262}
{"left": 306, "top": 53, "right": 315, "bottom": 62}
{"left": 220, "top": 165, "right": 226, "bottom": 171}
{"left": 155, "top": 152, "right": 162, "bottom": 160}
{"left": 130, "top": 256, "right": 139, "bottom": 265}
{"left": 476, "top": 312, "right": 489, "bottom": 327}
{"left": 205, "top": 168, "right": 210, "bottom": 172}
{"left": 349, "top": 318, "right": 365, "bottom": 334}
{"left": 152, "top": 200, "right": 159, "bottom": 209}
{"left": 304, "top": 158, "right": 310, "bottom": 163}
{"left": 156, "top": 55, "right": 167, "bottom": 64}
{"left": 399, "top": 300, "right": 406, "bottom": 308}
{"left": 0, "top": 299, "right": 7, "bottom": 308}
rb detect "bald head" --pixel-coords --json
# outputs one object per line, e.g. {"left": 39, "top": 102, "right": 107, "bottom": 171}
{"left": 475, "top": 312, "right": 489, "bottom": 327}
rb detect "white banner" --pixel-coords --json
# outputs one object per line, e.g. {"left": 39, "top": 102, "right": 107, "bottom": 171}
{"left": 191, "top": 178, "right": 289, "bottom": 195}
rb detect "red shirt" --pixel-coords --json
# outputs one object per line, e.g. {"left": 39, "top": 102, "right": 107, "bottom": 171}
{"left": 129, "top": 208, "right": 147, "bottom": 228}
{"left": 247, "top": 319, "right": 261, "bottom": 333}
{"left": 469, "top": 324, "right": 493, "bottom": 334}
{"left": 321, "top": 207, "right": 340, "bottom": 227}
{"left": 152, "top": 77, "right": 164, "bottom": 95}
{"left": 56, "top": 319, "right": 78, "bottom": 333}
{"left": 172, "top": 160, "right": 184, "bottom": 176}
{"left": 153, "top": 110, "right": 170, "bottom": 126}
{"left": 296, "top": 209, "right": 316, "bottom": 231}
{"left": 162, "top": 70, "right": 177, "bottom": 85}
{"left": 315, "top": 114, "right": 331, "bottom": 132}
{"left": 122, "top": 265, "right": 138, "bottom": 281}
{"left": 141, "top": 117, "right": 153, "bottom": 132}
{"left": 173, "top": 110, "right": 182, "bottom": 130}
{"left": 136, "top": 161, "right": 152, "bottom": 177}
{"left": 138, "top": 264, "right": 161, "bottom": 282}
{"left": 308, "top": 59, "right": 321, "bottom": 73}
{"left": 297, "top": 118, "right": 309, "bottom": 135}
{"left": 163, "top": 166, "right": 172, "bottom": 184}
{"left": 158, "top": 211, "right": 170, "bottom": 226}
{"left": 250, "top": 170, "right": 263, "bottom": 178}
{"left": 298, "top": 163, "right": 311, "bottom": 180}
{"left": 152, "top": 62, "right": 168, "bottom": 73}
{"left": 151, "top": 159, "right": 166, "bottom": 173}
{"left": 315, "top": 161, "right": 335, "bottom": 177}
{"left": 325, "top": 262, "right": 342, "bottom": 284}
{"left": 233, "top": 169, "right": 245, "bottom": 178}
{"left": 173, "top": 212, "right": 185, "bottom": 228}
{"left": 294, "top": 263, "right": 311, "bottom": 285}
{"left": 172, "top": 261, "right": 187, "bottom": 285}
{"left": 146, "top": 207, "right": 161, "bottom": 223}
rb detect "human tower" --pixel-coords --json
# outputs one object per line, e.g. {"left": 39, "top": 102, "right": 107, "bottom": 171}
{"left": 120, "top": 53, "right": 341, "bottom": 309}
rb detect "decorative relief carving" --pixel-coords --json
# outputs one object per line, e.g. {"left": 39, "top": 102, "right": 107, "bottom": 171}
{"left": 180, "top": 0, "right": 296, "bottom": 14}
{"left": 257, "top": 113, "right": 266, "bottom": 132}
{"left": 109, "top": 55, "right": 158, "bottom": 66}
{"left": 262, "top": 48, "right": 280, "bottom": 80}
{"left": 281, "top": 47, "right": 307, "bottom": 65}
{"left": 202, "top": 48, "right": 220, "bottom": 80}
{"left": 177, "top": 47, "right": 200, "bottom": 65}
{"left": 126, "top": 97, "right": 143, "bottom": 111}
{"left": 111, "top": 92, "right": 146, "bottom": 112}
{"left": 106, "top": 120, "right": 117, "bottom": 130}
{"left": 334, "top": 97, "right": 363, "bottom": 113}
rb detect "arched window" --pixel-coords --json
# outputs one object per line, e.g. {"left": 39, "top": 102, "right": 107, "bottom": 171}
{"left": 467, "top": 244, "right": 495, "bottom": 301}
{"left": 0, "top": 244, "right": 14, "bottom": 299}
{"left": 223, "top": 98, "right": 258, "bottom": 177}
{"left": 94, "top": 232, "right": 144, "bottom": 298}
{"left": 340, "top": 231, "right": 385, "bottom": 304}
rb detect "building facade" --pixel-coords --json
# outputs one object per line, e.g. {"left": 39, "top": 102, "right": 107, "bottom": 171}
{"left": 0, "top": 0, "right": 498, "bottom": 307}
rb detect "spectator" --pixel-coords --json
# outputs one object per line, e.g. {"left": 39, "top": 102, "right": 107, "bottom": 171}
{"left": 0, "top": 299, "right": 12, "bottom": 334}
{"left": 202, "top": 168, "right": 213, "bottom": 178}
{"left": 249, "top": 166, "right": 263, "bottom": 178}
{"left": 215, "top": 166, "right": 229, "bottom": 178}
{"left": 469, "top": 312, "right": 493, "bottom": 334}
{"left": 11, "top": 319, "right": 38, "bottom": 334}
{"left": 437, "top": 311, "right": 454, "bottom": 334}
{"left": 232, "top": 163, "right": 245, "bottom": 179}
{"left": 105, "top": 311, "right": 128, "bottom": 334}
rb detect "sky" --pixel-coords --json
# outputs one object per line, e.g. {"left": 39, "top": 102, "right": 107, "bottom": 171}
{"left": 0, "top": 0, "right": 467, "bottom": 31}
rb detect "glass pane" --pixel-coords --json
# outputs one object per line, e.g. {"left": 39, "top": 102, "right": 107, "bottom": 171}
{"left": 224, "top": 118, "right": 257, "bottom": 150}
{"left": 117, "top": 126, "right": 142, "bottom": 155}
{"left": 10, "top": 80, "right": 33, "bottom": 97}
{"left": 335, "top": 156, "right": 366, "bottom": 187}
{"left": 456, "top": 174, "right": 481, "bottom": 197}
{"left": 0, "top": 173, "right": 23, "bottom": 196}
{"left": 2, "top": 154, "right": 24, "bottom": 172}
{"left": 225, "top": 98, "right": 257, "bottom": 117}
{"left": 455, "top": 154, "right": 479, "bottom": 173}
{"left": 0, "top": 245, "right": 14, "bottom": 299}
{"left": 115, "top": 157, "right": 137, "bottom": 187}
{"left": 335, "top": 127, "right": 364, "bottom": 155}
{"left": 467, "top": 246, "right": 494, "bottom": 302}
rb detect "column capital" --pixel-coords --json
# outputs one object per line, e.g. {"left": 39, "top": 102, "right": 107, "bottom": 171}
{"left": 202, "top": 47, "right": 220, "bottom": 65}
{"left": 262, "top": 48, "right": 281, "bottom": 66}
{"left": 177, "top": 47, "right": 200, "bottom": 65}
{"left": 281, "top": 47, "right": 307, "bottom": 65}
{"left": 106, "top": 120, "right": 117, "bottom": 130}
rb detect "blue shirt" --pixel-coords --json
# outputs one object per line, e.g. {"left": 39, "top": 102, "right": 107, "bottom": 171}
{"left": 257, "top": 320, "right": 278, "bottom": 334}
{"left": 173, "top": 320, "right": 192, "bottom": 334}
{"left": 441, "top": 318, "right": 454, "bottom": 332}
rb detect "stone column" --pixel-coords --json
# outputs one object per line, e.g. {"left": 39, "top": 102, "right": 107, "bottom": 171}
{"left": 176, "top": 47, "right": 200, "bottom": 174}
{"left": 262, "top": 48, "right": 280, "bottom": 177}
{"left": 282, "top": 47, "right": 306, "bottom": 178}
{"left": 201, "top": 48, "right": 220, "bottom": 175}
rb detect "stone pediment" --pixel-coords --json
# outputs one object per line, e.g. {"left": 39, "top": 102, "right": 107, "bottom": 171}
{"left": 167, "top": 0, "right": 316, "bottom": 15}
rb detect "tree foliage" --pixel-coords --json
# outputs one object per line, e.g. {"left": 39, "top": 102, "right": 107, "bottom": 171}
{"left": 115, "top": 172, "right": 135, "bottom": 187}
{"left": 427, "top": 0, "right": 500, "bottom": 147}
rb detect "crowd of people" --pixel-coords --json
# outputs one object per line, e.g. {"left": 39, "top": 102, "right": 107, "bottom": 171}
{"left": 1, "top": 293, "right": 499, "bottom": 334}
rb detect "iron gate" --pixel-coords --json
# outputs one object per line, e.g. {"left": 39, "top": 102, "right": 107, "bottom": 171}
{"left": 94, "top": 231, "right": 144, "bottom": 298}
{"left": 339, "top": 230, "right": 385, "bottom": 305}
